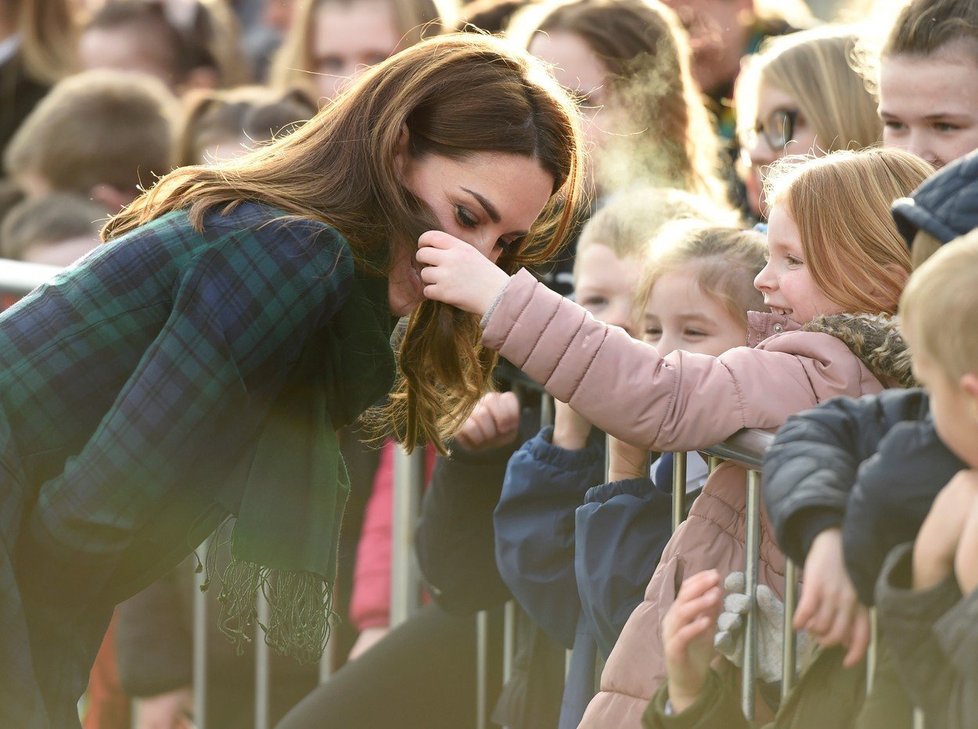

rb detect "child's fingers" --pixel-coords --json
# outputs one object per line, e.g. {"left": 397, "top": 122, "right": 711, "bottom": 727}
{"left": 669, "top": 586, "right": 723, "bottom": 632}
{"left": 485, "top": 392, "right": 520, "bottom": 435}
{"left": 676, "top": 569, "right": 722, "bottom": 601}
{"left": 843, "top": 608, "right": 871, "bottom": 668}
{"left": 793, "top": 582, "right": 818, "bottom": 631}
{"left": 666, "top": 614, "right": 716, "bottom": 659}
{"left": 418, "top": 230, "right": 462, "bottom": 250}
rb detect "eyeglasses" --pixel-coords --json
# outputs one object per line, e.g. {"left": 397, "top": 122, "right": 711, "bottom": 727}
{"left": 739, "top": 109, "right": 800, "bottom": 151}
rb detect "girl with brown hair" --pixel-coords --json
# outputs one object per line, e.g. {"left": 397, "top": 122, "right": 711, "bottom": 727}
{"left": 515, "top": 0, "right": 725, "bottom": 202}
{"left": 0, "top": 32, "right": 582, "bottom": 729}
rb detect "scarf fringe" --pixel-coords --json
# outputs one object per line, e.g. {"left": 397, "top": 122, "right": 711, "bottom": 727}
{"left": 216, "top": 558, "right": 334, "bottom": 665}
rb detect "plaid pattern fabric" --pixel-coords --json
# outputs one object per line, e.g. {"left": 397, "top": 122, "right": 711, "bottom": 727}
{"left": 0, "top": 202, "right": 357, "bottom": 728}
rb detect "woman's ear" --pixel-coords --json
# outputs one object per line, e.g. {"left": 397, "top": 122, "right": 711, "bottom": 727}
{"left": 394, "top": 124, "right": 410, "bottom": 178}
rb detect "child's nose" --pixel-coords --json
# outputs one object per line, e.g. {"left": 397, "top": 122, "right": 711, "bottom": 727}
{"left": 754, "top": 262, "right": 774, "bottom": 292}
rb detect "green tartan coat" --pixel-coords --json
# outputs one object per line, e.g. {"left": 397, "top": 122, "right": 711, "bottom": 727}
{"left": 0, "top": 202, "right": 366, "bottom": 728}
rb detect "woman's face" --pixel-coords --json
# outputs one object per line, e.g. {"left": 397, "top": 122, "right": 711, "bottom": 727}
{"left": 528, "top": 30, "right": 611, "bottom": 157}
{"left": 388, "top": 149, "right": 556, "bottom": 316}
{"left": 879, "top": 44, "right": 978, "bottom": 169}
{"left": 312, "top": 0, "right": 400, "bottom": 100}
{"left": 739, "top": 83, "right": 819, "bottom": 219}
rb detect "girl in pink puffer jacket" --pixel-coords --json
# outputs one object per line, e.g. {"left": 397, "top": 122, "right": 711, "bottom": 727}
{"left": 417, "top": 147, "right": 932, "bottom": 728}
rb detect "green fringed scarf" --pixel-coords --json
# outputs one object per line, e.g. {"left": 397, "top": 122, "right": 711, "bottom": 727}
{"left": 214, "top": 270, "right": 396, "bottom": 664}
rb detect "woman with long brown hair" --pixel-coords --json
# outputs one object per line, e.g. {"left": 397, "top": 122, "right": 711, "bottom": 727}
{"left": 0, "top": 33, "right": 582, "bottom": 729}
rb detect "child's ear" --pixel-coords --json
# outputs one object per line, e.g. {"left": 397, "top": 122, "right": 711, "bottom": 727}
{"left": 961, "top": 373, "right": 978, "bottom": 419}
{"left": 89, "top": 184, "right": 136, "bottom": 213}
{"left": 181, "top": 67, "right": 221, "bottom": 94}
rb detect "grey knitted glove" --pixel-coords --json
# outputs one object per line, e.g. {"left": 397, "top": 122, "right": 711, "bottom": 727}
{"left": 713, "top": 572, "right": 810, "bottom": 684}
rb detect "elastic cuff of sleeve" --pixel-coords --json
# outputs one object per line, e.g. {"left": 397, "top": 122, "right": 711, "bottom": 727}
{"left": 584, "top": 477, "right": 653, "bottom": 504}
{"left": 795, "top": 510, "right": 843, "bottom": 565}
{"left": 526, "top": 426, "right": 603, "bottom": 470}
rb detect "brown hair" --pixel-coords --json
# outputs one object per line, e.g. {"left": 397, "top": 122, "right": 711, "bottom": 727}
{"left": 457, "top": 0, "right": 532, "bottom": 34}
{"left": 103, "top": 34, "right": 583, "bottom": 450}
{"left": 176, "top": 86, "right": 317, "bottom": 166}
{"left": 11, "top": 0, "right": 77, "bottom": 84}
{"left": 884, "top": 0, "right": 978, "bottom": 61}
{"left": 4, "top": 69, "right": 176, "bottom": 196}
{"left": 737, "top": 26, "right": 882, "bottom": 155}
{"left": 640, "top": 222, "right": 767, "bottom": 328}
{"left": 765, "top": 148, "right": 934, "bottom": 316}
{"left": 524, "top": 0, "right": 724, "bottom": 199}
{"left": 271, "top": 0, "right": 446, "bottom": 92}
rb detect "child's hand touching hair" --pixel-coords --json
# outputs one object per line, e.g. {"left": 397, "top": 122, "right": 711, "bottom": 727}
{"left": 417, "top": 231, "right": 512, "bottom": 317}
{"left": 663, "top": 569, "right": 724, "bottom": 713}
{"left": 794, "top": 528, "right": 870, "bottom": 668}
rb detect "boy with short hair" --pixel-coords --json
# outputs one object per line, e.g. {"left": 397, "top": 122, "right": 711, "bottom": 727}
{"left": 0, "top": 192, "right": 105, "bottom": 265}
{"left": 3, "top": 69, "right": 175, "bottom": 212}
{"left": 874, "top": 229, "right": 978, "bottom": 729}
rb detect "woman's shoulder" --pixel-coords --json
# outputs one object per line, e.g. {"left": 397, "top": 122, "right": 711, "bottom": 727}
{"left": 200, "top": 202, "right": 351, "bottom": 251}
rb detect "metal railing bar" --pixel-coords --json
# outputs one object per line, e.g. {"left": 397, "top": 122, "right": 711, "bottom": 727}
{"left": 781, "top": 559, "right": 798, "bottom": 698}
{"left": 701, "top": 429, "right": 774, "bottom": 470}
{"left": 476, "top": 611, "right": 489, "bottom": 729}
{"left": 255, "top": 590, "right": 271, "bottom": 729}
{"left": 741, "top": 469, "right": 762, "bottom": 720}
{"left": 193, "top": 538, "right": 209, "bottom": 729}
{"left": 391, "top": 447, "right": 424, "bottom": 627}
{"left": 0, "top": 259, "right": 60, "bottom": 296}
{"left": 671, "top": 452, "right": 687, "bottom": 531}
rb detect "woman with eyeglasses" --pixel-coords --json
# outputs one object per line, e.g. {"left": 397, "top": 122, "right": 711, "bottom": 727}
{"left": 734, "top": 26, "right": 882, "bottom": 220}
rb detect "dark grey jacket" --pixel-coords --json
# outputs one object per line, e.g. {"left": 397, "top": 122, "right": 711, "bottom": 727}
{"left": 877, "top": 542, "right": 978, "bottom": 729}
{"left": 763, "top": 390, "right": 964, "bottom": 605}
{"left": 891, "top": 147, "right": 978, "bottom": 246}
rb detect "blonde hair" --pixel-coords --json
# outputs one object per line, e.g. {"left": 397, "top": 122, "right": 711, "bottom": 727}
{"left": 4, "top": 70, "right": 176, "bottom": 196}
{"left": 574, "top": 187, "right": 739, "bottom": 281}
{"left": 765, "top": 148, "right": 933, "bottom": 316}
{"left": 901, "top": 228, "right": 978, "bottom": 380}
{"left": 640, "top": 222, "right": 767, "bottom": 328}
{"left": 13, "top": 0, "right": 78, "bottom": 84}
{"left": 270, "top": 0, "right": 448, "bottom": 92}
{"left": 884, "top": 0, "right": 978, "bottom": 61}
{"left": 736, "top": 26, "right": 882, "bottom": 154}
{"left": 910, "top": 228, "right": 944, "bottom": 270}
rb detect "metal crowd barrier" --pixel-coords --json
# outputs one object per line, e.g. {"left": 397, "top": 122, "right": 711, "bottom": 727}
{"left": 0, "top": 259, "right": 61, "bottom": 298}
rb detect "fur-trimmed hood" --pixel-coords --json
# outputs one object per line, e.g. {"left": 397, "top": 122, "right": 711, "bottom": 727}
{"left": 803, "top": 313, "right": 916, "bottom": 390}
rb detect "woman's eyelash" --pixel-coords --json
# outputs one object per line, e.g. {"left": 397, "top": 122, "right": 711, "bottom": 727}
{"left": 454, "top": 205, "right": 477, "bottom": 228}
